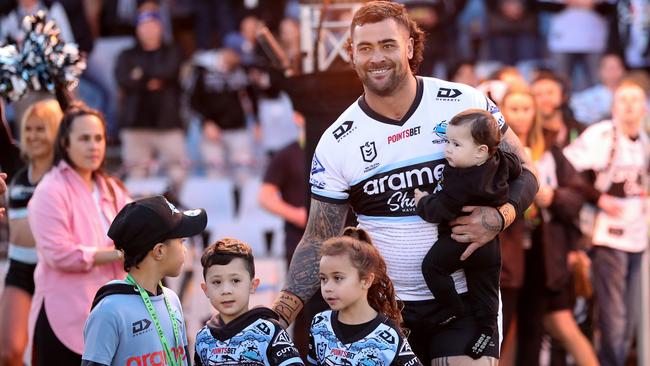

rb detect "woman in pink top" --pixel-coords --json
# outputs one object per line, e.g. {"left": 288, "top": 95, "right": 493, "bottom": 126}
{"left": 27, "top": 104, "right": 130, "bottom": 365}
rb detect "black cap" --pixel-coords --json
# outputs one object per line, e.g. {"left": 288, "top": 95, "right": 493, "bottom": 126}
{"left": 108, "top": 195, "right": 207, "bottom": 258}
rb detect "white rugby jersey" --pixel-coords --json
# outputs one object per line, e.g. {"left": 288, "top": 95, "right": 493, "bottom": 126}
{"left": 310, "top": 76, "right": 508, "bottom": 301}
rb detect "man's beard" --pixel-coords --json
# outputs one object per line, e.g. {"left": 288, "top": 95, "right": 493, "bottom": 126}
{"left": 357, "top": 62, "right": 407, "bottom": 97}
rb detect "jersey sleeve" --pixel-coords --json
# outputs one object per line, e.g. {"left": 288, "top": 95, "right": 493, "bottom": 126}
{"left": 563, "top": 122, "right": 613, "bottom": 172}
{"left": 465, "top": 85, "right": 508, "bottom": 135}
{"left": 82, "top": 305, "right": 120, "bottom": 365}
{"left": 391, "top": 335, "right": 422, "bottom": 366}
{"left": 268, "top": 324, "right": 305, "bottom": 366}
{"left": 309, "top": 135, "right": 349, "bottom": 204}
{"left": 484, "top": 95, "right": 509, "bottom": 135}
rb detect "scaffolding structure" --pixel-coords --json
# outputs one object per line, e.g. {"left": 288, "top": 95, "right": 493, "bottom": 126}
{"left": 299, "top": 0, "right": 362, "bottom": 73}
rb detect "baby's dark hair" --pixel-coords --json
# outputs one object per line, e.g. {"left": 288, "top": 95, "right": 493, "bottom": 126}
{"left": 321, "top": 227, "right": 403, "bottom": 326}
{"left": 201, "top": 238, "right": 255, "bottom": 279}
{"left": 449, "top": 109, "right": 501, "bottom": 156}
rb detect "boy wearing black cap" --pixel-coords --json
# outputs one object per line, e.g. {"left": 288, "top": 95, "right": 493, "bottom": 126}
{"left": 81, "top": 195, "right": 207, "bottom": 366}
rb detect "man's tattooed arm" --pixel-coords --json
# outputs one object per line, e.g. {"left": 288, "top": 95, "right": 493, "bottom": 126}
{"left": 499, "top": 127, "right": 539, "bottom": 229}
{"left": 500, "top": 127, "right": 535, "bottom": 174}
{"left": 272, "top": 198, "right": 349, "bottom": 326}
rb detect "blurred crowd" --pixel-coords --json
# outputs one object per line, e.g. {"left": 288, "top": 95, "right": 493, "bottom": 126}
{"left": 1, "top": 0, "right": 650, "bottom": 366}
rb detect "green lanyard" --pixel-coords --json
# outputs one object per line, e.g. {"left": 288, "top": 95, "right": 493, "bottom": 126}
{"left": 125, "top": 274, "right": 182, "bottom": 366}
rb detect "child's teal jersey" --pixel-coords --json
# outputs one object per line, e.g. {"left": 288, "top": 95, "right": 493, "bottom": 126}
{"left": 82, "top": 280, "right": 189, "bottom": 366}
{"left": 194, "top": 307, "right": 304, "bottom": 366}
{"left": 307, "top": 310, "right": 421, "bottom": 366}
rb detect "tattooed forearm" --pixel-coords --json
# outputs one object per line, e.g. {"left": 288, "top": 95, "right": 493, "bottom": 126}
{"left": 284, "top": 198, "right": 349, "bottom": 302}
{"left": 501, "top": 128, "right": 535, "bottom": 175}
{"left": 480, "top": 207, "right": 503, "bottom": 232}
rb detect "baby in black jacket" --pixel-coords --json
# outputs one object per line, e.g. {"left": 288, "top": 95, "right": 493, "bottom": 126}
{"left": 414, "top": 109, "right": 521, "bottom": 358}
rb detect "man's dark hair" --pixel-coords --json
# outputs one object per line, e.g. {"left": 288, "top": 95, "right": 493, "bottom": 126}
{"left": 201, "top": 238, "right": 255, "bottom": 278}
{"left": 450, "top": 109, "right": 501, "bottom": 156}
{"left": 348, "top": 1, "right": 425, "bottom": 74}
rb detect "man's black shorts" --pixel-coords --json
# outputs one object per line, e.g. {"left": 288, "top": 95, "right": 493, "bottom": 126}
{"left": 402, "top": 296, "right": 500, "bottom": 361}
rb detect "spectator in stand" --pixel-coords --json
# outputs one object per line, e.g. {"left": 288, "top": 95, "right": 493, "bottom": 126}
{"left": 402, "top": 0, "right": 469, "bottom": 77}
{"left": 571, "top": 53, "right": 627, "bottom": 125}
{"left": 607, "top": 0, "right": 650, "bottom": 72}
{"left": 194, "top": 0, "right": 237, "bottom": 50}
{"left": 28, "top": 104, "right": 129, "bottom": 365}
{"left": 224, "top": 15, "right": 263, "bottom": 68}
{"left": 485, "top": 0, "right": 540, "bottom": 66}
{"left": 84, "top": 0, "right": 171, "bottom": 140}
{"left": 114, "top": 8, "right": 187, "bottom": 186}
{"left": 531, "top": 70, "right": 586, "bottom": 147}
{"left": 248, "top": 66, "right": 298, "bottom": 157}
{"left": 279, "top": 17, "right": 302, "bottom": 75}
{"left": 564, "top": 79, "right": 649, "bottom": 366}
{"left": 538, "top": 0, "right": 616, "bottom": 90}
{"left": 448, "top": 60, "right": 480, "bottom": 87}
{"left": 189, "top": 48, "right": 257, "bottom": 179}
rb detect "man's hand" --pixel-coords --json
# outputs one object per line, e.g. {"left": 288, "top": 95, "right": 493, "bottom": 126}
{"left": 413, "top": 188, "right": 429, "bottom": 206}
{"left": 0, "top": 173, "right": 6, "bottom": 218}
{"left": 450, "top": 206, "right": 503, "bottom": 260}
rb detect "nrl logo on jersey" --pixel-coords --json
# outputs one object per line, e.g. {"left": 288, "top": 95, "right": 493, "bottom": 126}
{"left": 360, "top": 141, "right": 377, "bottom": 162}
{"left": 436, "top": 87, "right": 462, "bottom": 101}
{"left": 332, "top": 120, "right": 356, "bottom": 142}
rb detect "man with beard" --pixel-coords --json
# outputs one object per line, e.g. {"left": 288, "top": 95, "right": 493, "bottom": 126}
{"left": 271, "top": 1, "right": 538, "bottom": 365}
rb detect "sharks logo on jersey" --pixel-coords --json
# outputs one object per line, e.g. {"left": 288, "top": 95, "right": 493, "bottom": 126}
{"left": 307, "top": 311, "right": 420, "bottom": 366}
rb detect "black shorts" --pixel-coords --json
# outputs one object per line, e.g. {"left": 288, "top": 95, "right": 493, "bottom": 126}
{"left": 402, "top": 297, "right": 500, "bottom": 361}
{"left": 4, "top": 259, "right": 37, "bottom": 295}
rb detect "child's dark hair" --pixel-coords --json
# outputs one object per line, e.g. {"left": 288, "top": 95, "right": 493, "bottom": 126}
{"left": 449, "top": 109, "right": 501, "bottom": 156}
{"left": 201, "top": 238, "right": 255, "bottom": 278}
{"left": 321, "top": 227, "right": 403, "bottom": 326}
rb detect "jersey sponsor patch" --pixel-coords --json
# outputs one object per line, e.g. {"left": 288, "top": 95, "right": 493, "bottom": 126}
{"left": 350, "top": 160, "right": 446, "bottom": 216}
{"left": 436, "top": 87, "right": 462, "bottom": 101}
{"left": 332, "top": 120, "right": 356, "bottom": 141}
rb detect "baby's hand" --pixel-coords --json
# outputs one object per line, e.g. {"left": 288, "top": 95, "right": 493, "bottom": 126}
{"left": 414, "top": 188, "right": 429, "bottom": 206}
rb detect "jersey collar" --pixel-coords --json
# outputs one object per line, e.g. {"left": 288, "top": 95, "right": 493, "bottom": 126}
{"left": 357, "top": 76, "right": 423, "bottom": 127}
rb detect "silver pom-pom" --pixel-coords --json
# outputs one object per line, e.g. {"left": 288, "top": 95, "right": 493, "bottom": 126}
{"left": 20, "top": 10, "right": 85, "bottom": 92}
{"left": 0, "top": 44, "right": 27, "bottom": 101}
{"left": 0, "top": 10, "right": 85, "bottom": 102}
